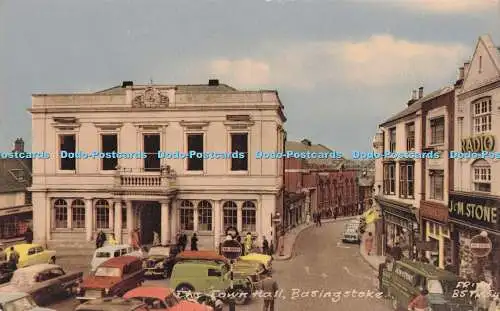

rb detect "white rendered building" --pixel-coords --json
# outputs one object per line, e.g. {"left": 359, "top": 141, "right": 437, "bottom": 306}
{"left": 29, "top": 79, "right": 286, "bottom": 250}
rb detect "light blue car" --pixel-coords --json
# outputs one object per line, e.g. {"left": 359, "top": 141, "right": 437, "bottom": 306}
{"left": 0, "top": 292, "right": 55, "bottom": 311}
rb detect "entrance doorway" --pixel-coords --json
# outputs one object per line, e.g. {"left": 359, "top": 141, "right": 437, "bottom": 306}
{"left": 140, "top": 202, "right": 161, "bottom": 245}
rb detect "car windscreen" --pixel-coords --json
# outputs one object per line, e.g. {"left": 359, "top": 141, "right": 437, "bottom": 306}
{"left": 94, "top": 267, "right": 122, "bottom": 277}
{"left": 95, "top": 252, "right": 111, "bottom": 258}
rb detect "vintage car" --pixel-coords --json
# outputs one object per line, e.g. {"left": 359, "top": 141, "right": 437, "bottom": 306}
{"left": 124, "top": 286, "right": 216, "bottom": 311}
{"left": 143, "top": 245, "right": 178, "bottom": 279}
{"left": 90, "top": 244, "right": 143, "bottom": 272}
{"left": 77, "top": 256, "right": 144, "bottom": 302}
{"left": 170, "top": 260, "right": 253, "bottom": 305}
{"left": 381, "top": 259, "right": 472, "bottom": 311}
{"left": 342, "top": 225, "right": 360, "bottom": 243}
{"left": 0, "top": 261, "right": 15, "bottom": 284}
{"left": 4, "top": 244, "right": 56, "bottom": 268}
{"left": 0, "top": 292, "right": 56, "bottom": 311}
{"left": 239, "top": 253, "right": 272, "bottom": 270}
{"left": 0, "top": 264, "right": 83, "bottom": 306}
{"left": 75, "top": 297, "right": 149, "bottom": 311}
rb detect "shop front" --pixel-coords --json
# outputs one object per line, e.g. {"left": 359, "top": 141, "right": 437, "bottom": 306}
{"left": 449, "top": 191, "right": 500, "bottom": 291}
{"left": 0, "top": 205, "right": 33, "bottom": 241}
{"left": 420, "top": 200, "right": 452, "bottom": 269}
{"left": 376, "top": 196, "right": 419, "bottom": 259}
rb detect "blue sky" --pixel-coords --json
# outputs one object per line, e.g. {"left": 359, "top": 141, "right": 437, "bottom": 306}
{"left": 0, "top": 0, "right": 499, "bottom": 154}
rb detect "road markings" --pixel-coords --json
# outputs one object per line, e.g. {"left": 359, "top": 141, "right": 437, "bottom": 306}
{"left": 304, "top": 266, "right": 328, "bottom": 278}
{"left": 305, "top": 266, "right": 310, "bottom": 274}
{"left": 336, "top": 242, "right": 351, "bottom": 249}
{"left": 343, "top": 266, "right": 373, "bottom": 281}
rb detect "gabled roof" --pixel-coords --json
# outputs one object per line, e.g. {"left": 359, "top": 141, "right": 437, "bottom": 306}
{"left": 380, "top": 86, "right": 454, "bottom": 127}
{"left": 0, "top": 159, "right": 31, "bottom": 193}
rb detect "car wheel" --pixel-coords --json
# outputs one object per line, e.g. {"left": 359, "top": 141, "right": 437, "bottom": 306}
{"left": 49, "top": 257, "right": 56, "bottom": 264}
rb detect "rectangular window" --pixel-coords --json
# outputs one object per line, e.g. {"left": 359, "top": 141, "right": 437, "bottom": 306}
{"left": 101, "top": 134, "right": 118, "bottom": 170}
{"left": 430, "top": 170, "right": 444, "bottom": 200}
{"left": 473, "top": 98, "right": 492, "bottom": 134}
{"left": 473, "top": 164, "right": 491, "bottom": 192}
{"left": 187, "top": 134, "right": 204, "bottom": 171}
{"left": 121, "top": 207, "right": 127, "bottom": 229}
{"left": 231, "top": 133, "right": 248, "bottom": 171}
{"left": 399, "top": 162, "right": 414, "bottom": 199}
{"left": 143, "top": 134, "right": 161, "bottom": 171}
{"left": 430, "top": 117, "right": 445, "bottom": 145}
{"left": 383, "top": 163, "right": 396, "bottom": 195}
{"left": 388, "top": 128, "right": 396, "bottom": 152}
{"left": 59, "top": 135, "right": 76, "bottom": 170}
{"left": 406, "top": 123, "right": 415, "bottom": 151}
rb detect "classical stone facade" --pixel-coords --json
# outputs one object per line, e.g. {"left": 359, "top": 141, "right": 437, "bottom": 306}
{"left": 29, "top": 80, "right": 285, "bottom": 250}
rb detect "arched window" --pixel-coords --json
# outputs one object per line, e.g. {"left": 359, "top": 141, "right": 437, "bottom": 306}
{"left": 472, "top": 159, "right": 491, "bottom": 192}
{"left": 71, "top": 199, "right": 85, "bottom": 228}
{"left": 179, "top": 200, "right": 194, "bottom": 231}
{"left": 197, "top": 200, "right": 212, "bottom": 231}
{"left": 54, "top": 199, "right": 68, "bottom": 228}
{"left": 242, "top": 201, "right": 256, "bottom": 233}
{"left": 223, "top": 201, "right": 237, "bottom": 230}
{"left": 95, "top": 200, "right": 110, "bottom": 229}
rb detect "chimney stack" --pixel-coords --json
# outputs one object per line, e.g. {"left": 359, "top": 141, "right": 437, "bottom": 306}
{"left": 418, "top": 87, "right": 424, "bottom": 99}
{"left": 458, "top": 67, "right": 464, "bottom": 80}
{"left": 412, "top": 89, "right": 417, "bottom": 100}
{"left": 464, "top": 61, "right": 470, "bottom": 75}
{"left": 13, "top": 138, "right": 24, "bottom": 153}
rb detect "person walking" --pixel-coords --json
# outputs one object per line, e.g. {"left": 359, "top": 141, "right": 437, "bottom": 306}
{"left": 390, "top": 242, "right": 403, "bottom": 261}
{"left": 190, "top": 233, "right": 198, "bottom": 251}
{"left": 364, "top": 232, "right": 374, "bottom": 256}
{"left": 408, "top": 289, "right": 429, "bottom": 311}
{"left": 96, "top": 230, "right": 106, "bottom": 249}
{"left": 278, "top": 232, "right": 285, "bottom": 256}
{"left": 259, "top": 271, "right": 278, "bottom": 311}
{"left": 244, "top": 232, "right": 253, "bottom": 254}
{"left": 262, "top": 236, "right": 270, "bottom": 255}
{"left": 131, "top": 229, "right": 140, "bottom": 250}
{"left": 317, "top": 212, "right": 322, "bottom": 227}
{"left": 8, "top": 247, "right": 20, "bottom": 271}
{"left": 107, "top": 233, "right": 117, "bottom": 245}
{"left": 180, "top": 233, "right": 188, "bottom": 251}
{"left": 24, "top": 227, "right": 33, "bottom": 244}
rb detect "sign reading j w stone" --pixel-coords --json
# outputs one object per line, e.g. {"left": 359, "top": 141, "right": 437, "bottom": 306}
{"left": 448, "top": 193, "right": 499, "bottom": 233}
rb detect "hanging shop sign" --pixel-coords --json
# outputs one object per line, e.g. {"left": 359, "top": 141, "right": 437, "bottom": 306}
{"left": 469, "top": 233, "right": 492, "bottom": 257}
{"left": 449, "top": 193, "right": 499, "bottom": 233}
{"left": 461, "top": 134, "right": 495, "bottom": 152}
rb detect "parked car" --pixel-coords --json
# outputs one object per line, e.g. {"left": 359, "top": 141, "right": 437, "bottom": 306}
{"left": 4, "top": 244, "right": 56, "bottom": 268}
{"left": 342, "top": 225, "right": 360, "bottom": 244}
{"left": 124, "top": 286, "right": 215, "bottom": 311}
{"left": 380, "top": 259, "right": 472, "bottom": 311}
{"left": 239, "top": 253, "right": 272, "bottom": 270}
{"left": 0, "top": 264, "right": 83, "bottom": 306}
{"left": 0, "top": 292, "right": 56, "bottom": 311}
{"left": 0, "top": 261, "right": 15, "bottom": 284}
{"left": 170, "top": 260, "right": 253, "bottom": 305}
{"left": 77, "top": 256, "right": 144, "bottom": 302}
{"left": 90, "top": 244, "right": 143, "bottom": 272}
{"left": 75, "top": 297, "right": 149, "bottom": 311}
{"left": 143, "top": 245, "right": 177, "bottom": 279}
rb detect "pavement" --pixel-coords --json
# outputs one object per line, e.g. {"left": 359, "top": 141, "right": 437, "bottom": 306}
{"left": 48, "top": 218, "right": 392, "bottom": 311}
{"left": 359, "top": 222, "right": 385, "bottom": 271}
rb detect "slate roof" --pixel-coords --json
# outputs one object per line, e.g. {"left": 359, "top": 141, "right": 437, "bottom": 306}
{"left": 95, "top": 83, "right": 238, "bottom": 95}
{"left": 0, "top": 159, "right": 31, "bottom": 194}
{"left": 285, "top": 140, "right": 345, "bottom": 169}
{"left": 380, "top": 86, "right": 454, "bottom": 126}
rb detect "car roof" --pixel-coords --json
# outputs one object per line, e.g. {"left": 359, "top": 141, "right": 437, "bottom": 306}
{"left": 9, "top": 243, "right": 43, "bottom": 252}
{"left": 177, "top": 250, "right": 227, "bottom": 262}
{"left": 175, "top": 260, "right": 221, "bottom": 268}
{"left": 100, "top": 256, "right": 140, "bottom": 268}
{"left": 0, "top": 292, "right": 28, "bottom": 303}
{"left": 76, "top": 297, "right": 146, "bottom": 310}
{"left": 124, "top": 286, "right": 173, "bottom": 299}
{"left": 15, "top": 264, "right": 60, "bottom": 274}
{"left": 396, "top": 259, "right": 457, "bottom": 280}
{"left": 95, "top": 244, "right": 132, "bottom": 252}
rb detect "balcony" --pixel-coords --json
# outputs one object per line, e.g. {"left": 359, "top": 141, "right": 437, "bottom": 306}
{"left": 113, "top": 166, "right": 176, "bottom": 193}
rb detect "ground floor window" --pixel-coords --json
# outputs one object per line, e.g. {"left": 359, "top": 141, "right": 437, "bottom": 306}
{"left": 223, "top": 201, "right": 237, "bottom": 230}
{"left": 179, "top": 200, "right": 194, "bottom": 231}
{"left": 242, "top": 201, "right": 256, "bottom": 232}
{"left": 197, "top": 200, "right": 212, "bottom": 231}
{"left": 95, "top": 200, "right": 110, "bottom": 229}
{"left": 0, "top": 212, "right": 32, "bottom": 239}
{"left": 71, "top": 199, "right": 85, "bottom": 229}
{"left": 54, "top": 199, "right": 68, "bottom": 228}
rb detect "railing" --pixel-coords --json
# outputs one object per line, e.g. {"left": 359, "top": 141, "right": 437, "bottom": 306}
{"left": 114, "top": 166, "right": 176, "bottom": 190}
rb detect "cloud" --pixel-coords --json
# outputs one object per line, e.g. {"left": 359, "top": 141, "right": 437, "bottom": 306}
{"left": 382, "top": 0, "right": 499, "bottom": 14}
{"left": 205, "top": 34, "right": 469, "bottom": 89}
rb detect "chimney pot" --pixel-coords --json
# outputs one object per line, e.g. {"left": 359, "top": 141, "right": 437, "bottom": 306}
{"left": 418, "top": 87, "right": 424, "bottom": 99}
{"left": 13, "top": 138, "right": 24, "bottom": 153}
{"left": 459, "top": 67, "right": 464, "bottom": 80}
{"left": 411, "top": 89, "right": 417, "bottom": 100}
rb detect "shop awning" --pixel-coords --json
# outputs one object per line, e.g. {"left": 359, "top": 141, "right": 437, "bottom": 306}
{"left": 363, "top": 207, "right": 380, "bottom": 224}
{"left": 0, "top": 205, "right": 32, "bottom": 217}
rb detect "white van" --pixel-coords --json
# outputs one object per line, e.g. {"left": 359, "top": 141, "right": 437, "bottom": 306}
{"left": 90, "top": 244, "right": 143, "bottom": 272}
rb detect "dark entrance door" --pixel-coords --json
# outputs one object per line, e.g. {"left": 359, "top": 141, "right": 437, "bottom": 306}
{"left": 140, "top": 202, "right": 161, "bottom": 245}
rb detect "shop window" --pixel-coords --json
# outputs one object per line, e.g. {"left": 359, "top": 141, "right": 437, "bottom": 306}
{"left": 230, "top": 133, "right": 248, "bottom": 171}
{"left": 399, "top": 162, "right": 414, "bottom": 199}
{"left": 472, "top": 159, "right": 491, "bottom": 192}
{"left": 473, "top": 97, "right": 492, "bottom": 134}
{"left": 54, "top": 199, "right": 68, "bottom": 228}
{"left": 179, "top": 200, "right": 194, "bottom": 231}
{"left": 430, "top": 117, "right": 445, "bottom": 145}
{"left": 429, "top": 170, "right": 444, "bottom": 201}
{"left": 197, "top": 200, "right": 212, "bottom": 231}
{"left": 95, "top": 200, "right": 110, "bottom": 229}
{"left": 223, "top": 201, "right": 237, "bottom": 230}
{"left": 0, "top": 214, "right": 30, "bottom": 239}
{"left": 383, "top": 162, "right": 396, "bottom": 195}
{"left": 71, "top": 199, "right": 85, "bottom": 228}
{"left": 143, "top": 134, "right": 160, "bottom": 171}
{"left": 242, "top": 201, "right": 256, "bottom": 232}
{"left": 406, "top": 123, "right": 415, "bottom": 151}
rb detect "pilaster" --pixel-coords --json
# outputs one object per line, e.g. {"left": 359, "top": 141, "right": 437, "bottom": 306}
{"left": 85, "top": 199, "right": 93, "bottom": 241}
{"left": 114, "top": 201, "right": 122, "bottom": 243}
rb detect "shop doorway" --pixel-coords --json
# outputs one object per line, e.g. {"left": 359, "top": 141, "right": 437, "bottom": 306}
{"left": 140, "top": 202, "right": 161, "bottom": 245}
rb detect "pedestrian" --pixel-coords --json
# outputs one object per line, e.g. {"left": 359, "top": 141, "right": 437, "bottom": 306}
{"left": 262, "top": 236, "right": 270, "bottom": 255}
{"left": 408, "top": 288, "right": 429, "bottom": 311}
{"left": 180, "top": 233, "right": 188, "bottom": 251}
{"left": 236, "top": 234, "right": 242, "bottom": 244}
{"left": 107, "top": 233, "right": 117, "bottom": 245}
{"left": 306, "top": 213, "right": 311, "bottom": 225}
{"left": 391, "top": 242, "right": 403, "bottom": 261}
{"left": 333, "top": 210, "right": 338, "bottom": 220}
{"left": 317, "top": 212, "right": 322, "bottom": 227}
{"left": 8, "top": 247, "right": 19, "bottom": 271}
{"left": 96, "top": 230, "right": 106, "bottom": 249}
{"left": 364, "top": 232, "right": 374, "bottom": 255}
{"left": 24, "top": 226, "right": 33, "bottom": 244}
{"left": 131, "top": 229, "right": 140, "bottom": 250}
{"left": 190, "top": 233, "right": 198, "bottom": 251}
{"left": 259, "top": 271, "right": 278, "bottom": 311}
{"left": 278, "top": 232, "right": 285, "bottom": 256}
{"left": 153, "top": 231, "right": 160, "bottom": 246}
{"left": 244, "top": 232, "right": 253, "bottom": 254}
{"left": 475, "top": 275, "right": 491, "bottom": 311}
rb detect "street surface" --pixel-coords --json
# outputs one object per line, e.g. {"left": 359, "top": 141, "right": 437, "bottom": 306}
{"left": 49, "top": 219, "right": 392, "bottom": 310}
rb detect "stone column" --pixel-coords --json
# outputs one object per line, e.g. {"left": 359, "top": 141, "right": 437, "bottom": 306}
{"left": 126, "top": 201, "right": 133, "bottom": 240}
{"left": 45, "top": 196, "right": 52, "bottom": 242}
{"left": 237, "top": 203, "right": 243, "bottom": 233}
{"left": 161, "top": 200, "right": 170, "bottom": 245}
{"left": 214, "top": 200, "right": 221, "bottom": 250}
{"left": 85, "top": 199, "right": 93, "bottom": 241}
{"left": 67, "top": 199, "right": 73, "bottom": 229}
{"left": 256, "top": 199, "right": 262, "bottom": 243}
{"left": 114, "top": 201, "right": 122, "bottom": 243}
{"left": 193, "top": 205, "right": 199, "bottom": 232}
{"left": 438, "top": 227, "right": 445, "bottom": 269}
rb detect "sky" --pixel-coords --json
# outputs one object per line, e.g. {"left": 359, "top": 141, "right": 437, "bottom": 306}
{"left": 0, "top": 0, "right": 499, "bottom": 155}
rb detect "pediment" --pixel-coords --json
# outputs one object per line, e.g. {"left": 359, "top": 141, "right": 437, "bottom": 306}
{"left": 463, "top": 35, "right": 500, "bottom": 92}
{"left": 132, "top": 86, "right": 169, "bottom": 108}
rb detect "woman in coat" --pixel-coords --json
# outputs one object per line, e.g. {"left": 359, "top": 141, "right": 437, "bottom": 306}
{"left": 365, "top": 232, "right": 374, "bottom": 256}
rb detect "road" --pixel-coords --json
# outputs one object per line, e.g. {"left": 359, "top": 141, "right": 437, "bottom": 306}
{"left": 48, "top": 219, "right": 391, "bottom": 310}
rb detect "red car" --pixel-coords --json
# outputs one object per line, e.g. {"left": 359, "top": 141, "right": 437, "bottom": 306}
{"left": 123, "top": 286, "right": 213, "bottom": 311}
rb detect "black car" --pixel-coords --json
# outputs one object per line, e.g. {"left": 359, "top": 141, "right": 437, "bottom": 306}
{"left": 142, "top": 245, "right": 179, "bottom": 279}
{"left": 0, "top": 261, "right": 14, "bottom": 284}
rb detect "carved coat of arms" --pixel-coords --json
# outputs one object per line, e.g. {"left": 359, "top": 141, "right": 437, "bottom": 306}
{"left": 132, "top": 86, "right": 169, "bottom": 108}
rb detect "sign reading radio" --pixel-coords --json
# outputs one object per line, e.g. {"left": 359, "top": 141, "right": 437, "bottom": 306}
{"left": 461, "top": 134, "right": 495, "bottom": 152}
{"left": 449, "top": 193, "right": 500, "bottom": 233}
